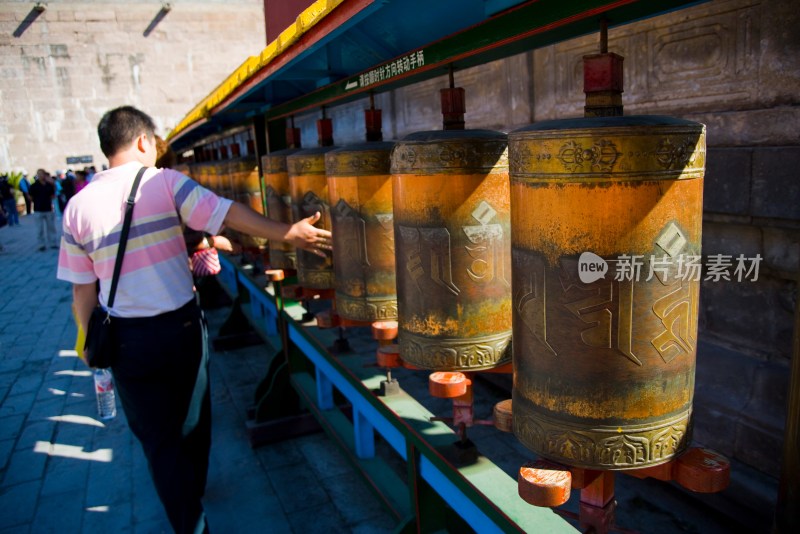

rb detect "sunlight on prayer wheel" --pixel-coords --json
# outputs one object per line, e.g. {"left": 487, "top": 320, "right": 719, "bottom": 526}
{"left": 263, "top": 149, "right": 300, "bottom": 270}
{"left": 234, "top": 157, "right": 266, "bottom": 249}
{"left": 391, "top": 130, "right": 512, "bottom": 371}
{"left": 195, "top": 162, "right": 211, "bottom": 190}
{"left": 508, "top": 115, "right": 706, "bottom": 470}
{"left": 326, "top": 141, "right": 398, "bottom": 322}
{"left": 241, "top": 161, "right": 264, "bottom": 215}
{"left": 219, "top": 161, "right": 235, "bottom": 201}
{"left": 205, "top": 163, "right": 216, "bottom": 192}
{"left": 287, "top": 147, "right": 337, "bottom": 289}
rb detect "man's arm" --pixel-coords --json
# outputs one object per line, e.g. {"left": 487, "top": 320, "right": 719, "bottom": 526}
{"left": 222, "top": 202, "right": 332, "bottom": 257}
{"left": 72, "top": 282, "right": 98, "bottom": 336}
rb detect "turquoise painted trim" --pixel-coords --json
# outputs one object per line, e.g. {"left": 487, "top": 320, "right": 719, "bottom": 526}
{"left": 288, "top": 323, "right": 409, "bottom": 460}
{"left": 292, "top": 372, "right": 412, "bottom": 520}
{"left": 224, "top": 261, "right": 576, "bottom": 531}
{"left": 217, "top": 254, "right": 239, "bottom": 298}
{"left": 236, "top": 271, "right": 279, "bottom": 337}
{"left": 354, "top": 408, "right": 376, "bottom": 459}
{"left": 286, "top": 321, "right": 577, "bottom": 532}
{"left": 419, "top": 455, "right": 506, "bottom": 534}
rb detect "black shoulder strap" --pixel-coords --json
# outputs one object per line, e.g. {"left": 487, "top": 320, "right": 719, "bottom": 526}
{"left": 107, "top": 166, "right": 147, "bottom": 310}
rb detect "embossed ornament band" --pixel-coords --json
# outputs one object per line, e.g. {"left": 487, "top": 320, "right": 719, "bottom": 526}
{"left": 335, "top": 293, "right": 398, "bottom": 322}
{"left": 512, "top": 406, "right": 692, "bottom": 470}
{"left": 262, "top": 147, "right": 300, "bottom": 173}
{"left": 325, "top": 142, "right": 393, "bottom": 176}
{"left": 510, "top": 116, "right": 705, "bottom": 182}
{"left": 298, "top": 268, "right": 335, "bottom": 289}
{"left": 287, "top": 147, "right": 335, "bottom": 175}
{"left": 391, "top": 130, "right": 508, "bottom": 174}
{"left": 399, "top": 330, "right": 512, "bottom": 371}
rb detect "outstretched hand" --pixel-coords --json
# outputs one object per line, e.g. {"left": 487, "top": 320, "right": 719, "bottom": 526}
{"left": 286, "top": 212, "right": 332, "bottom": 257}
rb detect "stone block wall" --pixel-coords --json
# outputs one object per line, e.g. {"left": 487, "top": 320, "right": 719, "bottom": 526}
{"left": 0, "top": 0, "right": 265, "bottom": 174}
{"left": 290, "top": 0, "right": 800, "bottom": 493}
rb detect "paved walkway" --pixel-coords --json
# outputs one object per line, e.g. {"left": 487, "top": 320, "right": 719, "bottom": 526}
{"left": 0, "top": 214, "right": 394, "bottom": 533}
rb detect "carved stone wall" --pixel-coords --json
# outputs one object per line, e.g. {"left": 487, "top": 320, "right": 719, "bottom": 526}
{"left": 0, "top": 1, "right": 265, "bottom": 174}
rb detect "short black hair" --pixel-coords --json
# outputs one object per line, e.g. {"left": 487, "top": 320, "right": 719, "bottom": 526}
{"left": 97, "top": 106, "right": 156, "bottom": 158}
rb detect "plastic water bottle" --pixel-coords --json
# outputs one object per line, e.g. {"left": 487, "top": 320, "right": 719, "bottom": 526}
{"left": 94, "top": 369, "right": 117, "bottom": 420}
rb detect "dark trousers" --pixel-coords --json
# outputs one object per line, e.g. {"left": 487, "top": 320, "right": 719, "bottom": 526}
{"left": 112, "top": 300, "right": 211, "bottom": 534}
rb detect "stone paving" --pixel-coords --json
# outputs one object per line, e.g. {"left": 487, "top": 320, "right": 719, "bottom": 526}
{"left": 0, "top": 214, "right": 394, "bottom": 534}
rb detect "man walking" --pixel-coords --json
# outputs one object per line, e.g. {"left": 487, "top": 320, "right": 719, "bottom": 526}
{"left": 30, "top": 169, "right": 58, "bottom": 250}
{"left": 56, "top": 106, "right": 331, "bottom": 534}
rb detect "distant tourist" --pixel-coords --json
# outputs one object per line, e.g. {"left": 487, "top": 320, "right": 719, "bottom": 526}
{"left": 0, "top": 174, "right": 19, "bottom": 227}
{"left": 74, "top": 170, "right": 88, "bottom": 194}
{"left": 29, "top": 169, "right": 58, "bottom": 250}
{"left": 18, "top": 173, "right": 32, "bottom": 214}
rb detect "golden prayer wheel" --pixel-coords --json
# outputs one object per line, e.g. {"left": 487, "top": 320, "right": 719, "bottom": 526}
{"left": 263, "top": 149, "right": 300, "bottom": 270}
{"left": 207, "top": 162, "right": 220, "bottom": 196}
{"left": 326, "top": 142, "right": 397, "bottom": 322}
{"left": 191, "top": 162, "right": 205, "bottom": 189}
{"left": 230, "top": 157, "right": 261, "bottom": 213}
{"left": 207, "top": 162, "right": 218, "bottom": 193}
{"left": 233, "top": 156, "right": 267, "bottom": 249}
{"left": 241, "top": 159, "right": 264, "bottom": 215}
{"left": 391, "top": 130, "right": 512, "bottom": 371}
{"left": 220, "top": 161, "right": 235, "bottom": 200}
{"left": 508, "top": 115, "right": 706, "bottom": 470}
{"left": 287, "top": 146, "right": 337, "bottom": 288}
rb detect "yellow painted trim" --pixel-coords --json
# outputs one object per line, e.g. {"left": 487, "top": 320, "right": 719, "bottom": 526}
{"left": 167, "top": 0, "right": 345, "bottom": 141}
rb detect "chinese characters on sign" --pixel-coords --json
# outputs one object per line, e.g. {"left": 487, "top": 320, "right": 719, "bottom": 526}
{"left": 610, "top": 254, "right": 762, "bottom": 283}
{"left": 352, "top": 50, "right": 426, "bottom": 90}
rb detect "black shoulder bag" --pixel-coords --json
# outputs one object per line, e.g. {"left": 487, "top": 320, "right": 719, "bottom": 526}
{"left": 84, "top": 167, "right": 147, "bottom": 368}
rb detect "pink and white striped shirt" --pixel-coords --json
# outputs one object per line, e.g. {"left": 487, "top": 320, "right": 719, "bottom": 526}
{"left": 57, "top": 162, "right": 233, "bottom": 318}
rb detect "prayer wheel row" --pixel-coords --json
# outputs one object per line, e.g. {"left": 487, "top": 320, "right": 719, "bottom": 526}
{"left": 189, "top": 158, "right": 262, "bottom": 215}
{"left": 187, "top": 157, "right": 266, "bottom": 249}
{"left": 259, "top": 113, "right": 704, "bottom": 471}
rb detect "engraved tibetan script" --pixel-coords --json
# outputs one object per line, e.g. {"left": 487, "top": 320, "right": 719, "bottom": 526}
{"left": 333, "top": 199, "right": 369, "bottom": 268}
{"left": 513, "top": 250, "right": 556, "bottom": 356}
{"left": 514, "top": 251, "right": 641, "bottom": 365}
{"left": 398, "top": 226, "right": 459, "bottom": 296}
{"left": 651, "top": 274, "right": 698, "bottom": 363}
{"left": 651, "top": 221, "right": 698, "bottom": 362}
{"left": 300, "top": 190, "right": 326, "bottom": 218}
{"left": 375, "top": 213, "right": 394, "bottom": 254}
{"left": 463, "top": 201, "right": 509, "bottom": 287}
{"left": 561, "top": 259, "right": 641, "bottom": 366}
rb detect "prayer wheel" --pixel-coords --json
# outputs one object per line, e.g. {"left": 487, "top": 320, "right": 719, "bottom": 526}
{"left": 287, "top": 146, "right": 337, "bottom": 288}
{"left": 237, "top": 157, "right": 263, "bottom": 214}
{"left": 508, "top": 115, "right": 705, "bottom": 470}
{"left": 391, "top": 130, "right": 512, "bottom": 371}
{"left": 234, "top": 156, "right": 267, "bottom": 249}
{"left": 326, "top": 141, "right": 397, "bottom": 322}
{"left": 220, "top": 160, "right": 236, "bottom": 201}
{"left": 202, "top": 162, "right": 215, "bottom": 192}
{"left": 263, "top": 148, "right": 300, "bottom": 270}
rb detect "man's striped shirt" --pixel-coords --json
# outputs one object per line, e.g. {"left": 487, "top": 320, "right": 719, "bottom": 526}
{"left": 57, "top": 162, "right": 232, "bottom": 318}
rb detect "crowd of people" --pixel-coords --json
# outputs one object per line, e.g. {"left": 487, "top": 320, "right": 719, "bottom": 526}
{"left": 0, "top": 167, "right": 96, "bottom": 252}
